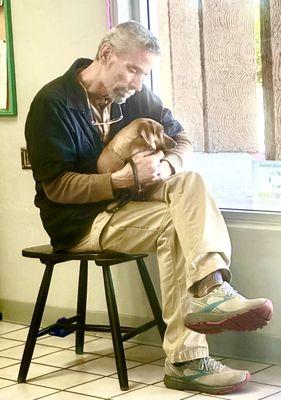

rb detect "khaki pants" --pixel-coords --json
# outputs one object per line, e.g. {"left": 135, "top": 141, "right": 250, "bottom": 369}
{"left": 70, "top": 172, "right": 231, "bottom": 362}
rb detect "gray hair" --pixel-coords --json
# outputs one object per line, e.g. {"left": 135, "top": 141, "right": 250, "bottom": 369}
{"left": 96, "top": 20, "right": 160, "bottom": 59}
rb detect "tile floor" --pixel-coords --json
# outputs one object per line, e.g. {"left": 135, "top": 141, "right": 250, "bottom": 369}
{"left": 0, "top": 321, "right": 280, "bottom": 399}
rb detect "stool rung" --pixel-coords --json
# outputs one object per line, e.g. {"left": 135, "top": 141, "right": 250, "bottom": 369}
{"left": 38, "top": 319, "right": 157, "bottom": 342}
{"left": 38, "top": 315, "right": 79, "bottom": 337}
{"left": 121, "top": 320, "right": 158, "bottom": 342}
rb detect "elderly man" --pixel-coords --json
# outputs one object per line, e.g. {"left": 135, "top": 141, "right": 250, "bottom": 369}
{"left": 25, "top": 21, "right": 272, "bottom": 395}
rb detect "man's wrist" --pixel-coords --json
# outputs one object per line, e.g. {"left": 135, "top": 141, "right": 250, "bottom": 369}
{"left": 160, "top": 159, "right": 175, "bottom": 176}
{"left": 111, "top": 167, "right": 134, "bottom": 190}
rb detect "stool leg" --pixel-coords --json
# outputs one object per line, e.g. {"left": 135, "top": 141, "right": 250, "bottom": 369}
{"left": 17, "top": 263, "right": 54, "bottom": 383}
{"left": 137, "top": 258, "right": 166, "bottom": 340}
{"left": 102, "top": 265, "right": 129, "bottom": 391}
{"left": 76, "top": 259, "right": 88, "bottom": 354}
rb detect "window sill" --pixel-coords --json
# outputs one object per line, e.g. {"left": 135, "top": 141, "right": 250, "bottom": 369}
{"left": 191, "top": 152, "right": 281, "bottom": 216}
{"left": 221, "top": 208, "right": 281, "bottom": 227}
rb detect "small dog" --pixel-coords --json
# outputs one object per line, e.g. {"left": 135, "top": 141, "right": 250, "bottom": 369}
{"left": 97, "top": 117, "right": 176, "bottom": 174}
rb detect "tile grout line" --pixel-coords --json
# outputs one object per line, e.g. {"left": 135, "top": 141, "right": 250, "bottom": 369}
{"left": 258, "top": 388, "right": 281, "bottom": 400}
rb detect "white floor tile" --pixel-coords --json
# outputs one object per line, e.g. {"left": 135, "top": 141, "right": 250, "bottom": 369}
{"left": 115, "top": 363, "right": 164, "bottom": 384}
{"left": 67, "top": 376, "right": 144, "bottom": 398}
{"left": 221, "top": 358, "right": 271, "bottom": 374}
{"left": 0, "top": 361, "right": 59, "bottom": 381}
{"left": 0, "top": 378, "right": 15, "bottom": 389}
{"left": 216, "top": 381, "right": 281, "bottom": 400}
{"left": 0, "top": 343, "right": 61, "bottom": 360}
{"left": 0, "top": 357, "right": 19, "bottom": 368}
{"left": 151, "top": 357, "right": 165, "bottom": 366}
{"left": 154, "top": 380, "right": 197, "bottom": 392}
{"left": 190, "top": 396, "right": 226, "bottom": 399}
{"left": 113, "top": 385, "right": 194, "bottom": 399}
{"left": 251, "top": 365, "right": 281, "bottom": 386}
{"left": 86, "top": 331, "right": 112, "bottom": 339}
{"left": 33, "top": 349, "right": 100, "bottom": 368}
{"left": 72, "top": 337, "right": 136, "bottom": 356}
{"left": 1, "top": 328, "right": 30, "bottom": 341}
{"left": 0, "top": 322, "right": 27, "bottom": 335}
{"left": 262, "top": 392, "right": 281, "bottom": 399}
{"left": 70, "top": 355, "right": 140, "bottom": 376}
{"left": 124, "top": 344, "right": 165, "bottom": 363}
{"left": 38, "top": 333, "right": 96, "bottom": 349}
{"left": 153, "top": 380, "right": 167, "bottom": 387}
{"left": 0, "top": 327, "right": 280, "bottom": 400}
{"left": 0, "top": 383, "right": 57, "bottom": 400}
{"left": 0, "top": 338, "right": 23, "bottom": 351}
{"left": 31, "top": 369, "right": 100, "bottom": 390}
{"left": 39, "top": 392, "right": 102, "bottom": 400}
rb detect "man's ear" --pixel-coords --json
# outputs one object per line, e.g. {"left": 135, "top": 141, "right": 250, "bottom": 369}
{"left": 99, "top": 44, "right": 113, "bottom": 64}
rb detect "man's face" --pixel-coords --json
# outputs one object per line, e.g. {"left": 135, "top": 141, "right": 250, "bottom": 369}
{"left": 100, "top": 46, "right": 158, "bottom": 104}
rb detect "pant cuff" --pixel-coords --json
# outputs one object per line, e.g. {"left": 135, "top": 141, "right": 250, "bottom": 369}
{"left": 167, "top": 347, "right": 209, "bottom": 363}
{"left": 191, "top": 252, "right": 232, "bottom": 285}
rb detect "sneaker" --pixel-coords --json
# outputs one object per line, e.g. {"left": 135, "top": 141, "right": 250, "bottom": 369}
{"left": 164, "top": 357, "right": 250, "bottom": 394}
{"left": 185, "top": 282, "right": 273, "bottom": 334}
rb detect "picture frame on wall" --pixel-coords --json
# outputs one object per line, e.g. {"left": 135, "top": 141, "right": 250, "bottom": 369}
{"left": 0, "top": 0, "right": 17, "bottom": 116}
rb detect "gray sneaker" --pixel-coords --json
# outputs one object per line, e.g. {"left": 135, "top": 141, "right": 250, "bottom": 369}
{"left": 185, "top": 282, "right": 273, "bottom": 334}
{"left": 164, "top": 357, "right": 250, "bottom": 394}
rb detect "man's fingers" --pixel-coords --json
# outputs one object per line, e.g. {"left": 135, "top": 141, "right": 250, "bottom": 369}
{"left": 155, "top": 151, "right": 164, "bottom": 160}
{"left": 132, "top": 150, "right": 154, "bottom": 160}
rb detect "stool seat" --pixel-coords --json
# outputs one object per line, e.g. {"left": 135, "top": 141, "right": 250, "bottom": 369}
{"left": 18, "top": 244, "right": 165, "bottom": 391}
{"left": 22, "top": 244, "right": 148, "bottom": 265}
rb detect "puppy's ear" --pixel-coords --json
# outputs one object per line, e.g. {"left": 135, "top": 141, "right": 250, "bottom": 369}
{"left": 140, "top": 127, "right": 157, "bottom": 150}
{"left": 152, "top": 124, "right": 174, "bottom": 150}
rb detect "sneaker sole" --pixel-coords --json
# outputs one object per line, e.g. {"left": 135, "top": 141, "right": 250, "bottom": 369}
{"left": 164, "top": 371, "right": 251, "bottom": 394}
{"left": 185, "top": 300, "right": 273, "bottom": 334}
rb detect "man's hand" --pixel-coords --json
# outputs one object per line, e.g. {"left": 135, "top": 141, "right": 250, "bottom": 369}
{"left": 158, "top": 160, "right": 174, "bottom": 180}
{"left": 111, "top": 150, "right": 164, "bottom": 190}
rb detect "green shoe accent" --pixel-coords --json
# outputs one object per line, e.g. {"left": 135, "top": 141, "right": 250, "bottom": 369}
{"left": 164, "top": 357, "right": 250, "bottom": 395}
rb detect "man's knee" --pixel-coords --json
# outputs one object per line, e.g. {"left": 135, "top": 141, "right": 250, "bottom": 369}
{"left": 167, "top": 170, "right": 205, "bottom": 190}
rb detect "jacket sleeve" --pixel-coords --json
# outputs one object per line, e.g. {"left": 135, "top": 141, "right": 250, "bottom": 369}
{"left": 162, "top": 132, "right": 193, "bottom": 173}
{"left": 25, "top": 94, "right": 77, "bottom": 182}
{"left": 160, "top": 108, "right": 193, "bottom": 173}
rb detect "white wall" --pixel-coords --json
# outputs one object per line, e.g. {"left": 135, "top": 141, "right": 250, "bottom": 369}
{"left": 0, "top": 0, "right": 117, "bottom": 319}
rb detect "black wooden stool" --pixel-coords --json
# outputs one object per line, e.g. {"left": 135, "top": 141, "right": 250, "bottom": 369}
{"left": 17, "top": 245, "right": 166, "bottom": 390}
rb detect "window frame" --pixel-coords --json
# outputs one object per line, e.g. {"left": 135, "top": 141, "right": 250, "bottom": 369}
{"left": 106, "top": 0, "right": 281, "bottom": 216}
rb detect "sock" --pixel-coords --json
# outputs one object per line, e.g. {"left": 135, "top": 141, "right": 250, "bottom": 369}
{"left": 197, "top": 270, "right": 224, "bottom": 297}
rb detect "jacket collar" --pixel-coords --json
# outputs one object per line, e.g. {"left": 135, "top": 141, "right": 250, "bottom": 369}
{"left": 64, "top": 58, "right": 93, "bottom": 111}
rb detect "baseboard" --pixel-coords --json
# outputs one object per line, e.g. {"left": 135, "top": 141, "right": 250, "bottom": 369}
{"left": 1, "top": 299, "right": 280, "bottom": 364}
{"left": 0, "top": 299, "right": 162, "bottom": 346}
{"left": 208, "top": 331, "right": 281, "bottom": 365}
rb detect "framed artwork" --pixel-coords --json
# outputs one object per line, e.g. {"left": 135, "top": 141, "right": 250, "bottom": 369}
{"left": 0, "top": 0, "right": 17, "bottom": 116}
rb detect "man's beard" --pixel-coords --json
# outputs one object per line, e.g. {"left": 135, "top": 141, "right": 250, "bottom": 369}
{"left": 108, "top": 88, "right": 135, "bottom": 104}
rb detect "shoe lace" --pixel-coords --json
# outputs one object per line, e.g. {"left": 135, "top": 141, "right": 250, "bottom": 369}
{"left": 221, "top": 282, "right": 244, "bottom": 299}
{"left": 198, "top": 357, "right": 224, "bottom": 373}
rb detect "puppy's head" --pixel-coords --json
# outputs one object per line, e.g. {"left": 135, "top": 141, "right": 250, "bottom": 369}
{"left": 135, "top": 118, "right": 176, "bottom": 152}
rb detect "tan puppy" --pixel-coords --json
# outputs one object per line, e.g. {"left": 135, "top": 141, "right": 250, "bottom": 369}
{"left": 97, "top": 118, "right": 176, "bottom": 173}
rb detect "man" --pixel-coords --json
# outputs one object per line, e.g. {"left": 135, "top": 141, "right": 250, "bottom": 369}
{"left": 25, "top": 21, "right": 273, "bottom": 395}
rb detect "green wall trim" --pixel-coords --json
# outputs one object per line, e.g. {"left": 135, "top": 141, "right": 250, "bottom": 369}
{"left": 0, "top": 0, "right": 17, "bottom": 116}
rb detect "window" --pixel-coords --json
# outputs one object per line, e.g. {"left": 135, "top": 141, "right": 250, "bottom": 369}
{"left": 107, "top": 0, "right": 281, "bottom": 212}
